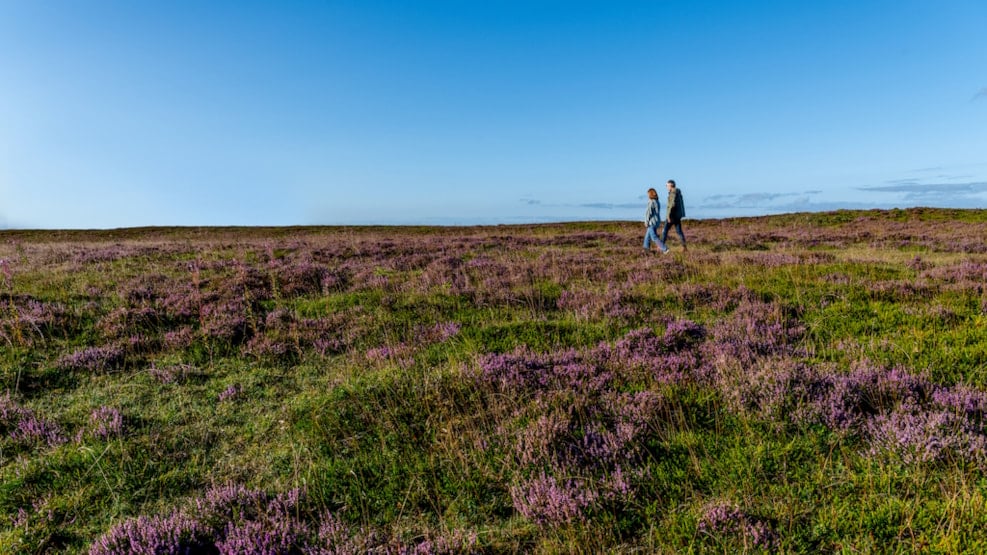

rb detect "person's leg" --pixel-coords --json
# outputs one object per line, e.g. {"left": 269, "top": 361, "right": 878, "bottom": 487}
{"left": 653, "top": 227, "right": 668, "bottom": 253}
{"left": 660, "top": 221, "right": 672, "bottom": 244}
{"left": 673, "top": 221, "right": 687, "bottom": 249}
{"left": 645, "top": 226, "right": 667, "bottom": 252}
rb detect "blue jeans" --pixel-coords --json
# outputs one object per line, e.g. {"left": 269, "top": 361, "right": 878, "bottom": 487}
{"left": 661, "top": 220, "right": 686, "bottom": 247}
{"left": 643, "top": 225, "right": 667, "bottom": 251}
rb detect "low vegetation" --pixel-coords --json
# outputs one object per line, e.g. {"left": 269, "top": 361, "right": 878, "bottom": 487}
{"left": 1, "top": 208, "right": 986, "bottom": 553}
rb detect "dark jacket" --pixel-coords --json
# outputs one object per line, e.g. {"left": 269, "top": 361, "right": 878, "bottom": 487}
{"left": 667, "top": 188, "right": 685, "bottom": 221}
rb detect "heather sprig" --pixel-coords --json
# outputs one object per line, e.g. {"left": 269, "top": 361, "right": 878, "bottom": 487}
{"left": 698, "top": 500, "right": 779, "bottom": 551}
{"left": 57, "top": 344, "right": 126, "bottom": 373}
{"left": 87, "top": 406, "right": 124, "bottom": 441}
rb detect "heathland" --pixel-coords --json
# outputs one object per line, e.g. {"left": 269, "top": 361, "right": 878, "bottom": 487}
{"left": 1, "top": 208, "right": 986, "bottom": 553}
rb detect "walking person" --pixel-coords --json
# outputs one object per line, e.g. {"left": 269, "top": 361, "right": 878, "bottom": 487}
{"left": 643, "top": 188, "right": 669, "bottom": 254}
{"left": 661, "top": 180, "right": 687, "bottom": 251}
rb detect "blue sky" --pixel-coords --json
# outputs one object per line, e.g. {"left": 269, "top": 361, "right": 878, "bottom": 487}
{"left": 2, "top": 1, "right": 985, "bottom": 229}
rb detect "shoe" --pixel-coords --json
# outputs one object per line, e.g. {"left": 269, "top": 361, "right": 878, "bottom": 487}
{"left": 662, "top": 248, "right": 670, "bottom": 255}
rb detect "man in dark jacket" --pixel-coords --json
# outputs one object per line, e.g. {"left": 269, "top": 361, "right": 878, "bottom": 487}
{"left": 661, "top": 180, "right": 687, "bottom": 251}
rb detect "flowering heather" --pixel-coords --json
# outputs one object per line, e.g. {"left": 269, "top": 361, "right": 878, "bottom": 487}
{"left": 229, "top": 260, "right": 275, "bottom": 303}
{"left": 120, "top": 273, "right": 169, "bottom": 304}
{"left": 88, "top": 512, "right": 209, "bottom": 555}
{"left": 661, "top": 318, "right": 707, "bottom": 350}
{"left": 511, "top": 407, "right": 573, "bottom": 468}
{"left": 865, "top": 279, "right": 935, "bottom": 302}
{"left": 97, "top": 306, "right": 160, "bottom": 339}
{"left": 510, "top": 471, "right": 599, "bottom": 526}
{"left": 57, "top": 344, "right": 126, "bottom": 372}
{"left": 163, "top": 326, "right": 196, "bottom": 350}
{"left": 272, "top": 257, "right": 327, "bottom": 297}
{"left": 800, "top": 364, "right": 930, "bottom": 430}
{"left": 698, "top": 500, "right": 778, "bottom": 551}
{"left": 215, "top": 516, "right": 310, "bottom": 554}
{"left": 556, "top": 286, "right": 636, "bottom": 321}
{"left": 313, "top": 336, "right": 346, "bottom": 357}
{"left": 414, "top": 321, "right": 461, "bottom": 344}
{"left": 707, "top": 342, "right": 987, "bottom": 466}
{"left": 1, "top": 393, "right": 65, "bottom": 448}
{"left": 147, "top": 363, "right": 196, "bottom": 384}
{"left": 366, "top": 344, "right": 415, "bottom": 368}
{"left": 309, "top": 513, "right": 479, "bottom": 555}
{"left": 319, "top": 269, "right": 348, "bottom": 293}
{"left": 399, "top": 529, "right": 481, "bottom": 555}
{"left": 531, "top": 251, "right": 612, "bottom": 284}
{"left": 356, "top": 273, "right": 390, "bottom": 292}
{"left": 703, "top": 299, "right": 805, "bottom": 368}
{"left": 866, "top": 402, "right": 985, "bottom": 465}
{"left": 478, "top": 347, "right": 613, "bottom": 396}
{"left": 0, "top": 393, "right": 18, "bottom": 423}
{"left": 434, "top": 320, "right": 461, "bottom": 341}
{"left": 0, "top": 257, "right": 11, "bottom": 287}
{"left": 218, "top": 384, "right": 243, "bottom": 403}
{"left": 88, "top": 406, "right": 124, "bottom": 440}
{"left": 6, "top": 211, "right": 987, "bottom": 552}
{"left": 200, "top": 299, "right": 252, "bottom": 343}
{"left": 157, "top": 282, "right": 202, "bottom": 321}
{"left": 243, "top": 334, "right": 295, "bottom": 360}
{"left": 920, "top": 260, "right": 987, "bottom": 290}
{"left": 91, "top": 484, "right": 479, "bottom": 554}
{"left": 483, "top": 333, "right": 666, "bottom": 517}
{"left": 14, "top": 413, "right": 66, "bottom": 447}
{"left": 70, "top": 246, "right": 133, "bottom": 265}
{"left": 932, "top": 384, "right": 987, "bottom": 421}
{"left": 91, "top": 485, "right": 307, "bottom": 554}
{"left": 2, "top": 296, "right": 65, "bottom": 330}
{"left": 415, "top": 256, "right": 471, "bottom": 295}
{"left": 674, "top": 291, "right": 987, "bottom": 468}
{"left": 507, "top": 389, "right": 659, "bottom": 475}
{"left": 310, "top": 512, "right": 356, "bottom": 554}
{"left": 599, "top": 323, "right": 705, "bottom": 383}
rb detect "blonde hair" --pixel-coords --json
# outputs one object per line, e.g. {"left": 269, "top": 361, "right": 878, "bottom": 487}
{"left": 647, "top": 188, "right": 658, "bottom": 199}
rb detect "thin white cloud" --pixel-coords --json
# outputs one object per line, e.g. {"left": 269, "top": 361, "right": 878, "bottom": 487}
{"left": 578, "top": 202, "right": 640, "bottom": 210}
{"left": 858, "top": 181, "right": 987, "bottom": 193}
{"left": 857, "top": 181, "right": 987, "bottom": 205}
{"left": 973, "top": 88, "right": 987, "bottom": 101}
{"left": 888, "top": 174, "right": 973, "bottom": 184}
{"left": 518, "top": 197, "right": 640, "bottom": 211}
{"left": 702, "top": 190, "right": 821, "bottom": 210}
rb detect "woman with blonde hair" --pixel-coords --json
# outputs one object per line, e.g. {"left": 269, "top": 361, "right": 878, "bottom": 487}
{"left": 643, "top": 188, "right": 669, "bottom": 254}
